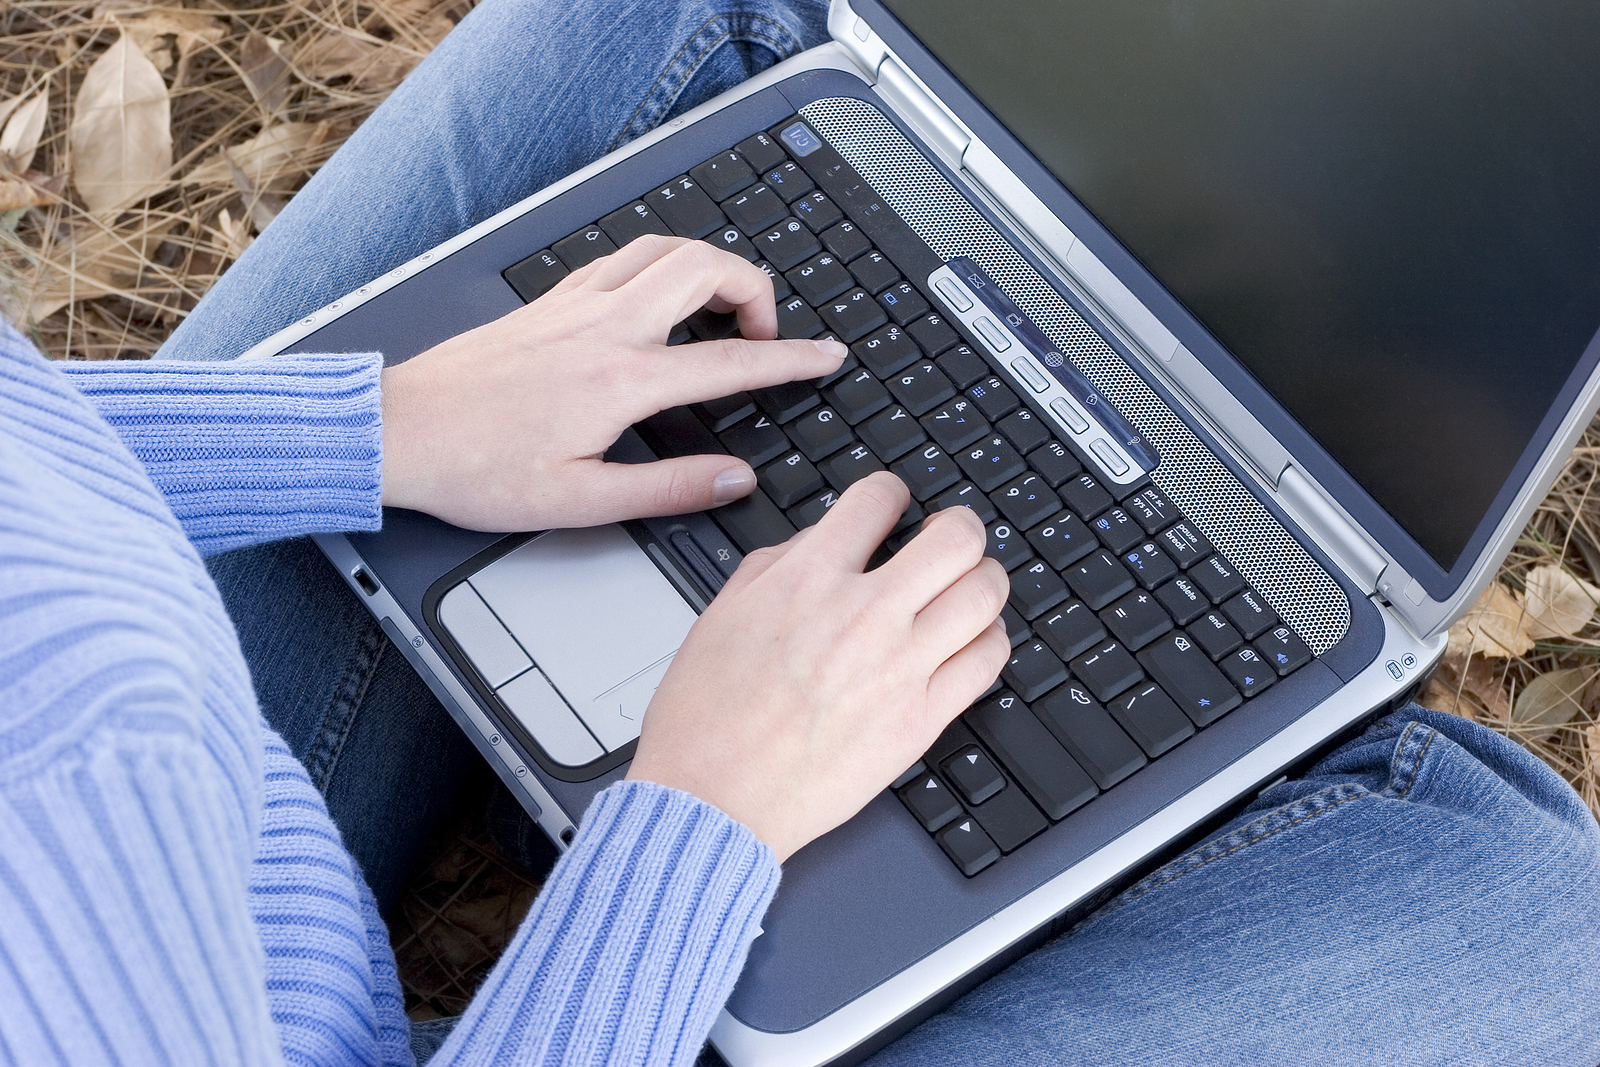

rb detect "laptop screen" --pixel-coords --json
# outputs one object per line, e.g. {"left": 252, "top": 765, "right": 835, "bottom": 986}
{"left": 879, "top": 0, "right": 1600, "bottom": 573}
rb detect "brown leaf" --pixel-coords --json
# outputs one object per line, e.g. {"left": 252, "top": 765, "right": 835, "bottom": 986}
{"left": 1522, "top": 563, "right": 1600, "bottom": 639}
{"left": 0, "top": 170, "right": 60, "bottom": 212}
{"left": 240, "top": 33, "right": 292, "bottom": 115}
{"left": 1586, "top": 722, "right": 1600, "bottom": 779}
{"left": 24, "top": 218, "right": 176, "bottom": 321}
{"left": 1429, "top": 645, "right": 1513, "bottom": 723}
{"left": 68, "top": 34, "right": 173, "bottom": 215}
{"left": 1447, "top": 579, "right": 1533, "bottom": 658}
{"left": 1511, "top": 666, "right": 1594, "bottom": 741}
{"left": 95, "top": 3, "right": 227, "bottom": 60}
{"left": 184, "top": 122, "right": 320, "bottom": 196}
{"left": 294, "top": 29, "right": 420, "bottom": 90}
{"left": 1, "top": 92, "right": 50, "bottom": 173}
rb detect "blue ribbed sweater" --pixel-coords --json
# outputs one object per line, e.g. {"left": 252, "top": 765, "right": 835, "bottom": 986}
{"left": 0, "top": 319, "right": 780, "bottom": 1065}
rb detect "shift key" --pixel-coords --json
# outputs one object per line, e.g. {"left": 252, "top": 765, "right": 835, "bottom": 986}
{"left": 967, "top": 691, "right": 1098, "bottom": 820}
{"left": 1138, "top": 631, "right": 1243, "bottom": 727}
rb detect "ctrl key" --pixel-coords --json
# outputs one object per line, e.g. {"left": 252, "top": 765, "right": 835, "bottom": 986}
{"left": 898, "top": 772, "right": 961, "bottom": 832}
{"left": 937, "top": 817, "right": 1001, "bottom": 876}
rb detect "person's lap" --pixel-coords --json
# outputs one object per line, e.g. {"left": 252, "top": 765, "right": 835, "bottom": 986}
{"left": 186, "top": 0, "right": 1600, "bottom": 1061}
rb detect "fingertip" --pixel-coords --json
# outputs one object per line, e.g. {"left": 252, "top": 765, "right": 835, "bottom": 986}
{"left": 712, "top": 464, "right": 758, "bottom": 505}
{"left": 814, "top": 338, "right": 848, "bottom": 360}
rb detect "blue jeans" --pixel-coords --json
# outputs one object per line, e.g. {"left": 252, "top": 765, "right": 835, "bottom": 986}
{"left": 171, "top": 0, "right": 1600, "bottom": 1062}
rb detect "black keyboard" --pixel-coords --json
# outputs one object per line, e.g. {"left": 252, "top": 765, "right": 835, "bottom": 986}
{"left": 502, "top": 118, "right": 1318, "bottom": 877}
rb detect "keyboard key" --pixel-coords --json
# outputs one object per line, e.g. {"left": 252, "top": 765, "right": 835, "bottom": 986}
{"left": 1034, "top": 684, "right": 1147, "bottom": 790}
{"left": 822, "top": 220, "right": 872, "bottom": 261}
{"left": 819, "top": 440, "right": 886, "bottom": 491}
{"left": 1138, "top": 631, "right": 1242, "bottom": 726}
{"left": 1189, "top": 611, "right": 1244, "bottom": 661}
{"left": 1099, "top": 589, "right": 1173, "bottom": 650}
{"left": 1221, "top": 646, "right": 1275, "bottom": 697}
{"left": 944, "top": 746, "right": 1006, "bottom": 805}
{"left": 692, "top": 392, "right": 755, "bottom": 432}
{"left": 967, "top": 692, "right": 1097, "bottom": 820}
{"left": 754, "top": 218, "right": 822, "bottom": 271}
{"left": 1192, "top": 555, "right": 1245, "bottom": 602}
{"left": 879, "top": 281, "right": 930, "bottom": 326}
{"left": 1063, "top": 550, "right": 1136, "bottom": 610}
{"left": 937, "top": 816, "right": 1000, "bottom": 876}
{"left": 937, "top": 344, "right": 989, "bottom": 390}
{"left": 958, "top": 433, "right": 1028, "bottom": 492}
{"left": 825, "top": 367, "right": 891, "bottom": 424}
{"left": 791, "top": 190, "right": 844, "bottom": 231}
{"left": 811, "top": 349, "right": 855, "bottom": 388}
{"left": 1124, "top": 485, "right": 1180, "bottom": 534}
{"left": 922, "top": 399, "right": 989, "bottom": 452}
{"left": 997, "top": 408, "right": 1050, "bottom": 454}
{"left": 1108, "top": 682, "right": 1194, "bottom": 758}
{"left": 787, "top": 406, "right": 854, "bottom": 461}
{"left": 1028, "top": 441, "right": 1080, "bottom": 490}
{"left": 787, "top": 253, "right": 854, "bottom": 305}
{"left": 712, "top": 488, "right": 794, "bottom": 552}
{"left": 691, "top": 150, "right": 756, "bottom": 201}
{"left": 854, "top": 324, "right": 922, "bottom": 377}
{"left": 753, "top": 380, "right": 819, "bottom": 423}
{"left": 1155, "top": 575, "right": 1210, "bottom": 626}
{"left": 639, "top": 406, "right": 723, "bottom": 459}
{"left": 1087, "top": 508, "right": 1141, "bottom": 553}
{"left": 892, "top": 760, "right": 928, "bottom": 791}
{"left": 859, "top": 405, "right": 926, "bottom": 461}
{"left": 850, "top": 250, "right": 900, "bottom": 294}
{"left": 646, "top": 176, "right": 725, "bottom": 239}
{"left": 931, "top": 481, "right": 998, "bottom": 524}
{"left": 553, "top": 225, "right": 618, "bottom": 269}
{"left": 984, "top": 521, "right": 1034, "bottom": 571}
{"left": 686, "top": 308, "right": 739, "bottom": 341}
{"left": 967, "top": 376, "right": 1020, "bottom": 421}
{"left": 891, "top": 442, "right": 962, "bottom": 500}
{"left": 755, "top": 260, "right": 792, "bottom": 301}
{"left": 820, "top": 288, "right": 889, "bottom": 342}
{"left": 1000, "top": 603, "right": 1030, "bottom": 647}
{"left": 758, "top": 451, "right": 824, "bottom": 508}
{"left": 1038, "top": 600, "right": 1106, "bottom": 662}
{"left": 722, "top": 183, "right": 788, "bottom": 235}
{"left": 503, "top": 249, "right": 568, "bottom": 302}
{"left": 775, "top": 295, "right": 824, "bottom": 339}
{"left": 887, "top": 360, "right": 957, "bottom": 416}
{"left": 706, "top": 223, "right": 758, "bottom": 261}
{"left": 1159, "top": 520, "right": 1213, "bottom": 570}
{"left": 736, "top": 131, "right": 788, "bottom": 173}
{"left": 909, "top": 312, "right": 960, "bottom": 355}
{"left": 1123, "top": 540, "right": 1180, "bottom": 590}
{"left": 1070, "top": 639, "right": 1143, "bottom": 702}
{"left": 1026, "top": 511, "right": 1096, "bottom": 571}
{"left": 720, "top": 412, "right": 789, "bottom": 467}
{"left": 967, "top": 781, "right": 1048, "bottom": 853}
{"left": 1222, "top": 589, "right": 1278, "bottom": 639}
{"left": 763, "top": 160, "right": 814, "bottom": 202}
{"left": 993, "top": 473, "right": 1061, "bottom": 531}
{"left": 787, "top": 487, "right": 840, "bottom": 529}
{"left": 1062, "top": 471, "right": 1114, "bottom": 520}
{"left": 1009, "top": 561, "right": 1070, "bottom": 621}
{"left": 599, "top": 200, "right": 675, "bottom": 246}
{"left": 1257, "top": 624, "right": 1313, "bottom": 676}
{"left": 899, "top": 772, "right": 961, "bottom": 832}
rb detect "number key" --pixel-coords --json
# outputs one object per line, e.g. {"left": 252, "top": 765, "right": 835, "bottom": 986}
{"left": 958, "top": 433, "right": 1028, "bottom": 492}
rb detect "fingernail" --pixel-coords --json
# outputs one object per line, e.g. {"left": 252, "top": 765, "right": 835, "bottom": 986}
{"left": 712, "top": 465, "right": 757, "bottom": 504}
{"left": 814, "top": 338, "right": 848, "bottom": 359}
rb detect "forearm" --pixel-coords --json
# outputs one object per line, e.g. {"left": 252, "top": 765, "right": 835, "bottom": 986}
{"left": 61, "top": 352, "right": 385, "bottom": 555}
{"left": 433, "top": 781, "right": 780, "bottom": 1066}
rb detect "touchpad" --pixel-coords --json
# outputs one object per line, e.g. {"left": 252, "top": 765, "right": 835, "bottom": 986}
{"left": 458, "top": 525, "right": 699, "bottom": 764}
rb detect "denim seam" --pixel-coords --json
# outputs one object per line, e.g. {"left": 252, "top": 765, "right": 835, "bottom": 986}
{"left": 608, "top": 13, "right": 803, "bottom": 151}
{"left": 1385, "top": 719, "right": 1437, "bottom": 800}
{"left": 301, "top": 616, "right": 385, "bottom": 792}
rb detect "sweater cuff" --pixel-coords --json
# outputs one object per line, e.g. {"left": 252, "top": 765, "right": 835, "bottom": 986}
{"left": 61, "top": 353, "right": 384, "bottom": 555}
{"left": 438, "top": 781, "right": 780, "bottom": 1066}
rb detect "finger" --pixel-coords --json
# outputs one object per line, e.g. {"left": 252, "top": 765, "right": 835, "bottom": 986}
{"left": 910, "top": 556, "right": 1009, "bottom": 659}
{"left": 560, "top": 454, "right": 761, "bottom": 526}
{"left": 875, "top": 505, "right": 989, "bottom": 613}
{"left": 923, "top": 619, "right": 1011, "bottom": 719}
{"left": 619, "top": 241, "right": 779, "bottom": 339}
{"left": 642, "top": 335, "right": 847, "bottom": 411}
{"left": 544, "top": 234, "right": 692, "bottom": 298}
{"left": 796, "top": 471, "right": 910, "bottom": 574}
{"left": 716, "top": 528, "right": 808, "bottom": 598}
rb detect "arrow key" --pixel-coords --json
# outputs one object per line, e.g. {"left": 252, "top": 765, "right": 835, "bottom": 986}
{"left": 936, "top": 816, "right": 1000, "bottom": 876}
{"left": 943, "top": 745, "right": 1006, "bottom": 805}
{"left": 898, "top": 772, "right": 961, "bottom": 832}
{"left": 1221, "top": 646, "right": 1276, "bottom": 697}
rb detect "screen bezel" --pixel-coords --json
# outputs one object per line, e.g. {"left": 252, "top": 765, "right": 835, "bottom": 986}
{"left": 849, "top": 0, "right": 1600, "bottom": 600}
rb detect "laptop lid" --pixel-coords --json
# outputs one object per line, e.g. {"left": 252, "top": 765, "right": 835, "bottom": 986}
{"left": 839, "top": 0, "right": 1600, "bottom": 640}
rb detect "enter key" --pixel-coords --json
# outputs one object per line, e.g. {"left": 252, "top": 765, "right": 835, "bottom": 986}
{"left": 1138, "top": 631, "right": 1242, "bottom": 728}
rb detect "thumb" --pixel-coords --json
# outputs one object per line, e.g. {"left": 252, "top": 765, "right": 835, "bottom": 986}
{"left": 574, "top": 454, "right": 760, "bottom": 524}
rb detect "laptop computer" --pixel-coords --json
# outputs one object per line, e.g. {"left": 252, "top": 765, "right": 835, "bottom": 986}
{"left": 241, "top": 1, "right": 1600, "bottom": 1062}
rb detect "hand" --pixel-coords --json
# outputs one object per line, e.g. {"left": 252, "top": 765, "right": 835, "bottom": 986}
{"left": 379, "top": 235, "right": 847, "bottom": 530}
{"left": 627, "top": 473, "right": 1012, "bottom": 861}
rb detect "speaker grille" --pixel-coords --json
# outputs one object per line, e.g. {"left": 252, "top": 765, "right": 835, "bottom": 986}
{"left": 802, "top": 97, "right": 1350, "bottom": 653}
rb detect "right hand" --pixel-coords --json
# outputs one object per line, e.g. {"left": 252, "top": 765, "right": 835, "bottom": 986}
{"left": 628, "top": 472, "right": 1011, "bottom": 862}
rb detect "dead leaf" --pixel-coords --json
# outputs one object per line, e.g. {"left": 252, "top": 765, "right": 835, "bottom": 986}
{"left": 1428, "top": 647, "right": 1512, "bottom": 722}
{"left": 1523, "top": 563, "right": 1600, "bottom": 639}
{"left": 69, "top": 34, "right": 173, "bottom": 215}
{"left": 1512, "top": 667, "right": 1593, "bottom": 741}
{"left": 96, "top": 3, "right": 227, "bottom": 61}
{"left": 295, "top": 29, "right": 420, "bottom": 90}
{"left": 1448, "top": 580, "right": 1533, "bottom": 658}
{"left": 1, "top": 92, "right": 50, "bottom": 173}
{"left": 215, "top": 207, "right": 253, "bottom": 261}
{"left": 24, "top": 217, "right": 176, "bottom": 320}
{"left": 0, "top": 170, "right": 61, "bottom": 212}
{"left": 184, "top": 122, "right": 320, "bottom": 193}
{"left": 1586, "top": 722, "right": 1600, "bottom": 779}
{"left": 241, "top": 33, "right": 292, "bottom": 115}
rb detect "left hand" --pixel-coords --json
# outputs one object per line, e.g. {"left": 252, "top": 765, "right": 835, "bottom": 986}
{"left": 379, "top": 235, "right": 847, "bottom": 530}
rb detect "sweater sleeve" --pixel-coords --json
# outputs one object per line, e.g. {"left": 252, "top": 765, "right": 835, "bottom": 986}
{"left": 434, "top": 781, "right": 782, "bottom": 1067}
{"left": 58, "top": 353, "right": 385, "bottom": 556}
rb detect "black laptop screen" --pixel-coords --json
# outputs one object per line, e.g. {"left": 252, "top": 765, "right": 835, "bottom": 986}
{"left": 880, "top": 0, "right": 1600, "bottom": 572}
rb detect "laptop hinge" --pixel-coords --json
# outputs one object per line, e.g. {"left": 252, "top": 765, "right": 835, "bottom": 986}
{"left": 1276, "top": 464, "right": 1388, "bottom": 593}
{"left": 872, "top": 55, "right": 971, "bottom": 169}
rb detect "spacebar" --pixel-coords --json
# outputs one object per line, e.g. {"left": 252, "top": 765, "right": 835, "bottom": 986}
{"left": 712, "top": 488, "right": 795, "bottom": 553}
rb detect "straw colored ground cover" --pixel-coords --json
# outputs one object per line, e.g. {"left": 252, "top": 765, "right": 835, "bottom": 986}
{"left": 4, "top": 0, "right": 1599, "bottom": 1015}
